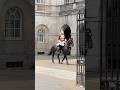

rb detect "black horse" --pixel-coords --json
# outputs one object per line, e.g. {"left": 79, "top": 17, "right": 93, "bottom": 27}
{"left": 48, "top": 38, "right": 74, "bottom": 64}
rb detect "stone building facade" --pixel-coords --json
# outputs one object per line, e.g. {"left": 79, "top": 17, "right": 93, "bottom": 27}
{"left": 0, "top": 0, "right": 34, "bottom": 69}
{"left": 35, "top": 0, "right": 85, "bottom": 56}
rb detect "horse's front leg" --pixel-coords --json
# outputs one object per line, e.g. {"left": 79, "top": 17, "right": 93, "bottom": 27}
{"left": 61, "top": 55, "right": 68, "bottom": 65}
{"left": 65, "top": 56, "right": 68, "bottom": 65}
{"left": 57, "top": 54, "right": 60, "bottom": 64}
{"left": 52, "top": 53, "right": 55, "bottom": 64}
{"left": 61, "top": 55, "right": 65, "bottom": 64}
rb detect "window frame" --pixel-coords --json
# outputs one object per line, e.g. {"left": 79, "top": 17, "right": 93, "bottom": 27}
{"left": 36, "top": 0, "right": 44, "bottom": 4}
{"left": 5, "top": 7, "right": 23, "bottom": 40}
{"left": 37, "top": 29, "right": 45, "bottom": 43}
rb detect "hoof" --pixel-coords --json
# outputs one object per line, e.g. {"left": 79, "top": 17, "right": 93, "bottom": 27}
{"left": 61, "top": 63, "right": 62, "bottom": 64}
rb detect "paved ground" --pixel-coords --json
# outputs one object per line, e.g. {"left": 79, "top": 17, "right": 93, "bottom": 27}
{"left": 36, "top": 73, "right": 84, "bottom": 90}
{"left": 35, "top": 55, "right": 76, "bottom": 72}
{"left": 35, "top": 54, "right": 85, "bottom": 90}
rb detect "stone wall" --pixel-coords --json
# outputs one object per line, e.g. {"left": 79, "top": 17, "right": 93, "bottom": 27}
{"left": 0, "top": 0, "right": 34, "bottom": 69}
{"left": 35, "top": 1, "right": 85, "bottom": 56}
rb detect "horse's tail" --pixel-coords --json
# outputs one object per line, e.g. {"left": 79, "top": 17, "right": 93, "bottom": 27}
{"left": 48, "top": 46, "right": 55, "bottom": 55}
{"left": 48, "top": 50, "right": 52, "bottom": 55}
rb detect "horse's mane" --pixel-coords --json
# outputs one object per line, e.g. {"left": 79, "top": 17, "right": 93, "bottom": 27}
{"left": 65, "top": 38, "right": 73, "bottom": 48}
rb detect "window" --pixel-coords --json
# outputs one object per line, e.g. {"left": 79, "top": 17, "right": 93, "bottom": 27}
{"left": 5, "top": 7, "right": 23, "bottom": 40}
{"left": 64, "top": 0, "right": 76, "bottom": 4}
{"left": 64, "top": 0, "right": 70, "bottom": 4}
{"left": 36, "top": 0, "right": 44, "bottom": 4}
{"left": 37, "top": 0, "right": 40, "bottom": 3}
{"left": 41, "top": 0, "right": 44, "bottom": 3}
{"left": 37, "top": 29, "right": 45, "bottom": 42}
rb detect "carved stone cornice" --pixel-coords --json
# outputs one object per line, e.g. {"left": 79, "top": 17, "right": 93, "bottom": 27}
{"left": 35, "top": 1, "right": 85, "bottom": 16}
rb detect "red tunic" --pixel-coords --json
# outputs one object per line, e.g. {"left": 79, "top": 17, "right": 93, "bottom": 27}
{"left": 57, "top": 35, "right": 66, "bottom": 41}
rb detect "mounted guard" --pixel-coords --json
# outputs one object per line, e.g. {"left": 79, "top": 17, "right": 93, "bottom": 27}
{"left": 56, "top": 30, "right": 67, "bottom": 50}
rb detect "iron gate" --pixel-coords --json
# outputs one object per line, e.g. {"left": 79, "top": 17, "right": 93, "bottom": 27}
{"left": 76, "top": 10, "right": 85, "bottom": 87}
{"left": 100, "top": 0, "right": 120, "bottom": 90}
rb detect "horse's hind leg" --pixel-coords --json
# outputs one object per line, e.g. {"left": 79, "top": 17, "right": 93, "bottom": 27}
{"left": 52, "top": 53, "right": 55, "bottom": 63}
{"left": 65, "top": 56, "right": 68, "bottom": 65}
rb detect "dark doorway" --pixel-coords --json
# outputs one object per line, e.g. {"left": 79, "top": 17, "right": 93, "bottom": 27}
{"left": 100, "top": 0, "right": 120, "bottom": 90}
{"left": 61, "top": 24, "right": 71, "bottom": 41}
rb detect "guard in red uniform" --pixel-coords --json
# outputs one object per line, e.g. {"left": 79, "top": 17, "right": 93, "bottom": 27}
{"left": 56, "top": 30, "right": 67, "bottom": 47}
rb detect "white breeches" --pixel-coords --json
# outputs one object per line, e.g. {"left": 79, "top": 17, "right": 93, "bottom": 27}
{"left": 56, "top": 41, "right": 65, "bottom": 46}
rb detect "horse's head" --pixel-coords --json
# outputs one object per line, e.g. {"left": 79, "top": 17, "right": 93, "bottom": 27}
{"left": 66, "top": 38, "right": 74, "bottom": 48}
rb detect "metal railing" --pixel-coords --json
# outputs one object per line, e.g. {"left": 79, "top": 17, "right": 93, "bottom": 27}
{"left": 76, "top": 11, "right": 85, "bottom": 87}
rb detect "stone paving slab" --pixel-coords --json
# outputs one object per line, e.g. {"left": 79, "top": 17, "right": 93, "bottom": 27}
{"left": 36, "top": 66, "right": 76, "bottom": 80}
{"left": 36, "top": 74, "right": 84, "bottom": 90}
{"left": 35, "top": 55, "right": 85, "bottom": 90}
{"left": 35, "top": 55, "right": 76, "bottom": 72}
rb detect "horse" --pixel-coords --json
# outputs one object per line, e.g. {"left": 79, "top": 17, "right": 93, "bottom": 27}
{"left": 48, "top": 38, "right": 74, "bottom": 64}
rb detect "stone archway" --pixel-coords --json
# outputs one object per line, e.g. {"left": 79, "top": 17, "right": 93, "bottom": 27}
{"left": 36, "top": 24, "right": 49, "bottom": 54}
